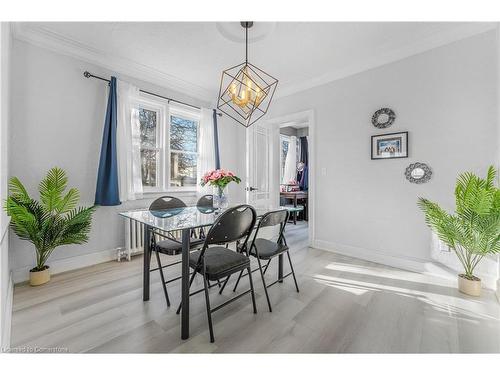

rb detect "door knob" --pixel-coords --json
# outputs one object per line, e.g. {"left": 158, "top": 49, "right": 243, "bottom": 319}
{"left": 245, "top": 186, "right": 259, "bottom": 191}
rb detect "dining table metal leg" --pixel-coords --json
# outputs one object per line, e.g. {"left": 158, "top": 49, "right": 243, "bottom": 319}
{"left": 143, "top": 224, "right": 151, "bottom": 301}
{"left": 293, "top": 196, "right": 297, "bottom": 225}
{"left": 181, "top": 228, "right": 191, "bottom": 340}
{"left": 278, "top": 254, "right": 284, "bottom": 283}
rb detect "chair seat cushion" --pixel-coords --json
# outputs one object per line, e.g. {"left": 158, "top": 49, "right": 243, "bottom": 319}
{"left": 189, "top": 247, "right": 250, "bottom": 280}
{"left": 251, "top": 238, "right": 289, "bottom": 259}
{"left": 156, "top": 238, "right": 204, "bottom": 255}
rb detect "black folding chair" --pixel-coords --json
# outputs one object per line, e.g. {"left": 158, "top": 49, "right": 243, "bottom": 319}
{"left": 233, "top": 209, "right": 300, "bottom": 312}
{"left": 197, "top": 194, "right": 214, "bottom": 208}
{"left": 196, "top": 195, "right": 214, "bottom": 238}
{"left": 176, "top": 204, "right": 258, "bottom": 343}
{"left": 149, "top": 196, "right": 204, "bottom": 307}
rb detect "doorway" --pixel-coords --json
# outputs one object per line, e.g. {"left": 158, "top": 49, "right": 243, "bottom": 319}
{"left": 251, "top": 110, "right": 315, "bottom": 246}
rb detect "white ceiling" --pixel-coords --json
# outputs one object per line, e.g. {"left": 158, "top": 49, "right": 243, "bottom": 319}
{"left": 13, "top": 22, "right": 496, "bottom": 103}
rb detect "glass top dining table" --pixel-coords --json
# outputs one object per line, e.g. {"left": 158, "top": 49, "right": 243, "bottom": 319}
{"left": 119, "top": 204, "right": 303, "bottom": 231}
{"left": 119, "top": 204, "right": 303, "bottom": 340}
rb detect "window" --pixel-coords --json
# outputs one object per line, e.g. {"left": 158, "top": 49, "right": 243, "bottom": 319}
{"left": 136, "top": 96, "right": 199, "bottom": 192}
{"left": 139, "top": 107, "right": 161, "bottom": 188}
{"left": 169, "top": 112, "right": 198, "bottom": 188}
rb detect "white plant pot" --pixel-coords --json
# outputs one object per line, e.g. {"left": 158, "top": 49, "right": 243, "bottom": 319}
{"left": 29, "top": 266, "right": 50, "bottom": 286}
{"left": 458, "top": 274, "right": 481, "bottom": 297}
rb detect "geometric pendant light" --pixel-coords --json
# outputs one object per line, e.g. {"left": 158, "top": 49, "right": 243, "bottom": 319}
{"left": 217, "top": 22, "right": 278, "bottom": 127}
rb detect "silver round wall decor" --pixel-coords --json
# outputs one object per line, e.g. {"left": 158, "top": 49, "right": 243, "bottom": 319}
{"left": 372, "top": 108, "right": 396, "bottom": 129}
{"left": 405, "top": 162, "right": 432, "bottom": 184}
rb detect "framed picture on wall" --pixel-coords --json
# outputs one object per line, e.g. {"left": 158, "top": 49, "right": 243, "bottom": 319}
{"left": 371, "top": 131, "right": 408, "bottom": 160}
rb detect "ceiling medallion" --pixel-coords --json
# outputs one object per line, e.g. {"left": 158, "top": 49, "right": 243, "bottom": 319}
{"left": 217, "top": 21, "right": 278, "bottom": 128}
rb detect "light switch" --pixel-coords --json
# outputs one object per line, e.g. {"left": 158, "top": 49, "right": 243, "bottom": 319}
{"left": 321, "top": 167, "right": 327, "bottom": 176}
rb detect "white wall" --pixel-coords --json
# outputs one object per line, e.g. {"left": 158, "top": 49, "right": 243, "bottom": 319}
{"left": 0, "top": 22, "right": 12, "bottom": 349}
{"left": 269, "top": 31, "right": 499, "bottom": 286}
{"left": 9, "top": 39, "right": 246, "bottom": 282}
{"left": 217, "top": 115, "right": 247, "bottom": 202}
{"left": 279, "top": 126, "right": 309, "bottom": 138}
{"left": 8, "top": 29, "right": 499, "bottom": 288}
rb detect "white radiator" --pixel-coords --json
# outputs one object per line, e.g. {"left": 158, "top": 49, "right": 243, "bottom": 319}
{"left": 120, "top": 218, "right": 145, "bottom": 262}
{"left": 120, "top": 218, "right": 194, "bottom": 262}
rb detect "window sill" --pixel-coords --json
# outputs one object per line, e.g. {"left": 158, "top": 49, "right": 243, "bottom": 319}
{"left": 141, "top": 189, "right": 198, "bottom": 196}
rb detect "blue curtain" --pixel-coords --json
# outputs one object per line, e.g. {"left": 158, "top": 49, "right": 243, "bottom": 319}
{"left": 213, "top": 109, "right": 221, "bottom": 169}
{"left": 94, "top": 77, "right": 120, "bottom": 206}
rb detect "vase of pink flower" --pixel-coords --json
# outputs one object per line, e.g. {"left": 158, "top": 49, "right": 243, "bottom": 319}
{"left": 200, "top": 169, "right": 241, "bottom": 211}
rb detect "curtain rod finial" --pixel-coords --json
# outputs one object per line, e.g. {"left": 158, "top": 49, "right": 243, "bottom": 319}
{"left": 83, "top": 71, "right": 91, "bottom": 78}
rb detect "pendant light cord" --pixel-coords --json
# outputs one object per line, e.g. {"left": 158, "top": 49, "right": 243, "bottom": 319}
{"left": 245, "top": 24, "right": 248, "bottom": 64}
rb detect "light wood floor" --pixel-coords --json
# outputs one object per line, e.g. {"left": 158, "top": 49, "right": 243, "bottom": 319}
{"left": 10, "top": 222, "right": 500, "bottom": 353}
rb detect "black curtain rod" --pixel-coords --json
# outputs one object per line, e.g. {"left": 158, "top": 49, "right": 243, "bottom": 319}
{"left": 83, "top": 71, "right": 222, "bottom": 116}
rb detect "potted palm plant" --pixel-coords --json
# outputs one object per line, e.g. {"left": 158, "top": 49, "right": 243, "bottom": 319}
{"left": 4, "top": 167, "right": 95, "bottom": 286}
{"left": 418, "top": 166, "right": 500, "bottom": 296}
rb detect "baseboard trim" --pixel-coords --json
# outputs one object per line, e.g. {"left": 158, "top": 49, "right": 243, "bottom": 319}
{"left": 313, "top": 238, "right": 430, "bottom": 271}
{"left": 12, "top": 247, "right": 123, "bottom": 284}
{"left": 1, "top": 273, "right": 13, "bottom": 349}
{"left": 312, "top": 239, "right": 497, "bottom": 290}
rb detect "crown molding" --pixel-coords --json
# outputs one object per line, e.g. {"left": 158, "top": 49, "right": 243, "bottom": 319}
{"left": 275, "top": 22, "right": 498, "bottom": 99}
{"left": 11, "top": 23, "right": 498, "bottom": 104}
{"left": 12, "top": 23, "right": 214, "bottom": 103}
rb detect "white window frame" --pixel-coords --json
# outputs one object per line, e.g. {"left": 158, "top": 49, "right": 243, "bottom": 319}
{"left": 133, "top": 95, "right": 200, "bottom": 193}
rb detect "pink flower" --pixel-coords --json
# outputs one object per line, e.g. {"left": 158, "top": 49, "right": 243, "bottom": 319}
{"left": 202, "top": 171, "right": 212, "bottom": 183}
{"left": 200, "top": 169, "right": 239, "bottom": 186}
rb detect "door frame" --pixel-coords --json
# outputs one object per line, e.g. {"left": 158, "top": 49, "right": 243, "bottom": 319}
{"left": 263, "top": 109, "right": 316, "bottom": 247}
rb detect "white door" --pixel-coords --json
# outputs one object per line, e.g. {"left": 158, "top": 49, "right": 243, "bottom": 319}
{"left": 245, "top": 123, "right": 274, "bottom": 208}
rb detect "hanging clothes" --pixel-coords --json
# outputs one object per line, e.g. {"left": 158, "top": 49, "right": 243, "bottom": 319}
{"left": 297, "top": 136, "right": 309, "bottom": 191}
{"left": 283, "top": 136, "right": 297, "bottom": 184}
{"left": 300, "top": 165, "right": 308, "bottom": 191}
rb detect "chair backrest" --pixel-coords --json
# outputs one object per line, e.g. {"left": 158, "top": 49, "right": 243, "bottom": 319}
{"left": 204, "top": 205, "right": 256, "bottom": 247}
{"left": 252, "top": 209, "right": 289, "bottom": 245}
{"left": 149, "top": 196, "right": 186, "bottom": 211}
{"left": 258, "top": 209, "right": 288, "bottom": 229}
{"left": 197, "top": 194, "right": 213, "bottom": 207}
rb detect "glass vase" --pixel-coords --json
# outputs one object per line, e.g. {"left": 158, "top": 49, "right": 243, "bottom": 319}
{"left": 213, "top": 185, "right": 229, "bottom": 211}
